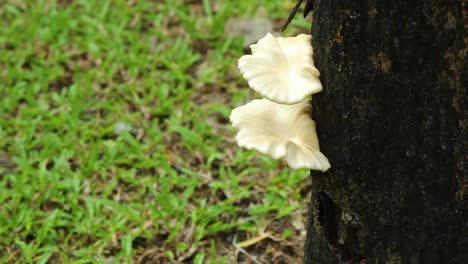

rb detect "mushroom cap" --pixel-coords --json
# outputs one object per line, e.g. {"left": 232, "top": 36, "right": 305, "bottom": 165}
{"left": 238, "top": 33, "right": 322, "bottom": 105}
{"left": 230, "top": 99, "right": 331, "bottom": 171}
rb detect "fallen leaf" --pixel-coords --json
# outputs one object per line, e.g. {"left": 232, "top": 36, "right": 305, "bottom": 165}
{"left": 235, "top": 232, "right": 271, "bottom": 248}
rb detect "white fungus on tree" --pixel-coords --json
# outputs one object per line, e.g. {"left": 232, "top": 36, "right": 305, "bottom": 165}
{"left": 238, "top": 33, "right": 322, "bottom": 105}
{"left": 230, "top": 99, "right": 330, "bottom": 171}
{"left": 231, "top": 33, "right": 330, "bottom": 171}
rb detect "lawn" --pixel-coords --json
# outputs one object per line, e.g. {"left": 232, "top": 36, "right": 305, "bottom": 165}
{"left": 0, "top": 0, "right": 313, "bottom": 263}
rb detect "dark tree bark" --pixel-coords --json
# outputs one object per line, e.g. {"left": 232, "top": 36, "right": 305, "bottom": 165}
{"left": 304, "top": 1, "right": 467, "bottom": 263}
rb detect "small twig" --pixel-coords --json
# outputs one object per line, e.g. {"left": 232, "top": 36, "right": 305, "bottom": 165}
{"left": 282, "top": 0, "right": 315, "bottom": 32}
{"left": 137, "top": 248, "right": 160, "bottom": 264}
{"left": 282, "top": 0, "right": 304, "bottom": 32}
{"left": 232, "top": 234, "right": 265, "bottom": 264}
{"left": 177, "top": 244, "right": 199, "bottom": 262}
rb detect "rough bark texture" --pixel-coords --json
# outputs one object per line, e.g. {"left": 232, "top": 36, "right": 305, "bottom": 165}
{"left": 304, "top": 0, "right": 467, "bottom": 263}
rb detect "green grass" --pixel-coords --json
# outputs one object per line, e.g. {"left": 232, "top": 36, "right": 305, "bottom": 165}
{"left": 0, "top": 0, "right": 312, "bottom": 263}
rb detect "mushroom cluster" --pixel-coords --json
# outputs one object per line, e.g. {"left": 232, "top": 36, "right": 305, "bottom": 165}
{"left": 230, "top": 33, "right": 330, "bottom": 172}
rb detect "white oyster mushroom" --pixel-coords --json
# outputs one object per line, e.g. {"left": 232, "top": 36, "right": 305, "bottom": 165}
{"left": 238, "top": 33, "right": 322, "bottom": 104}
{"left": 230, "top": 99, "right": 331, "bottom": 172}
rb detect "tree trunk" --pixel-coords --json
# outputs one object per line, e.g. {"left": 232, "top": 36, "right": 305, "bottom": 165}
{"left": 304, "top": 1, "right": 467, "bottom": 263}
